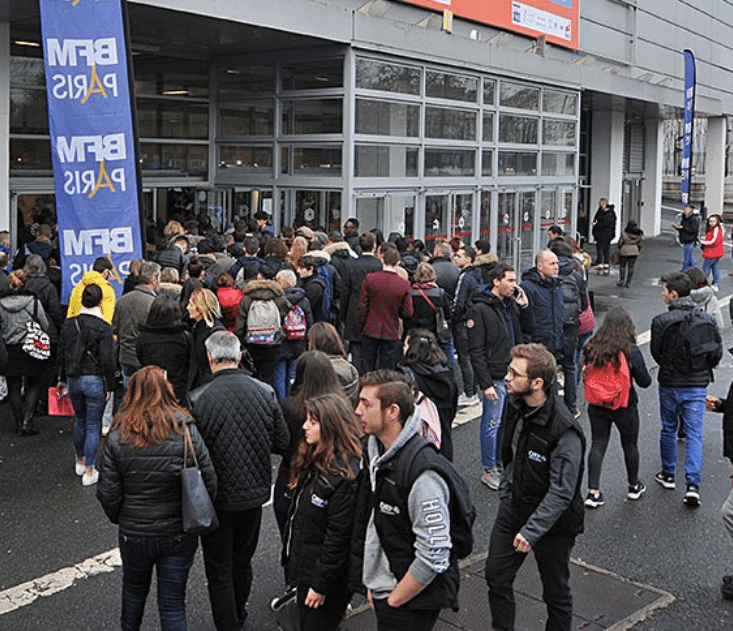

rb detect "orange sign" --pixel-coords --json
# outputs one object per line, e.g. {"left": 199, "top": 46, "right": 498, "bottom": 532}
{"left": 401, "top": 0, "right": 579, "bottom": 50}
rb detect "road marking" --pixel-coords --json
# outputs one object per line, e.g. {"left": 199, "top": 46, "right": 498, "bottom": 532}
{"left": 0, "top": 548, "right": 121, "bottom": 615}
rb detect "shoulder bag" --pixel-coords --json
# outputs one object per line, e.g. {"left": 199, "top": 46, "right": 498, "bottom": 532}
{"left": 181, "top": 422, "right": 219, "bottom": 534}
{"left": 21, "top": 298, "right": 51, "bottom": 361}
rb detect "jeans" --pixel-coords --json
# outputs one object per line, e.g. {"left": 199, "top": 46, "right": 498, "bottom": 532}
{"left": 486, "top": 501, "right": 575, "bottom": 631}
{"left": 274, "top": 357, "right": 298, "bottom": 399}
{"left": 119, "top": 531, "right": 198, "bottom": 631}
{"left": 587, "top": 403, "right": 640, "bottom": 489}
{"left": 201, "top": 507, "right": 262, "bottom": 631}
{"left": 121, "top": 363, "right": 138, "bottom": 390}
{"left": 441, "top": 331, "right": 456, "bottom": 370}
{"left": 703, "top": 257, "right": 721, "bottom": 286}
{"left": 372, "top": 599, "right": 440, "bottom": 631}
{"left": 618, "top": 256, "right": 637, "bottom": 285}
{"left": 453, "top": 323, "right": 476, "bottom": 397}
{"left": 658, "top": 385, "right": 706, "bottom": 485}
{"left": 361, "top": 336, "right": 401, "bottom": 373}
{"left": 480, "top": 380, "right": 507, "bottom": 470}
{"left": 68, "top": 375, "right": 107, "bottom": 468}
{"left": 681, "top": 242, "right": 696, "bottom": 270}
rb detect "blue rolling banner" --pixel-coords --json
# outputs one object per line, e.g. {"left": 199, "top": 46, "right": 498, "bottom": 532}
{"left": 681, "top": 48, "right": 696, "bottom": 206}
{"left": 39, "top": 0, "right": 143, "bottom": 303}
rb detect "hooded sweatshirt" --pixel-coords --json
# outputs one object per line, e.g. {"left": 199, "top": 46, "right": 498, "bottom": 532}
{"left": 66, "top": 270, "right": 116, "bottom": 323}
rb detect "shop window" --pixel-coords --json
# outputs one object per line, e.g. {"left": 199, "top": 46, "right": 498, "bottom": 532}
{"left": 482, "top": 112, "right": 494, "bottom": 142}
{"left": 355, "top": 145, "right": 419, "bottom": 177}
{"left": 10, "top": 138, "right": 52, "bottom": 171}
{"left": 218, "top": 146, "right": 273, "bottom": 173}
{"left": 292, "top": 147, "right": 342, "bottom": 175}
{"left": 499, "top": 115, "right": 539, "bottom": 144}
{"left": 218, "top": 64, "right": 275, "bottom": 97}
{"left": 541, "top": 153, "right": 575, "bottom": 176}
{"left": 355, "top": 58, "right": 420, "bottom": 95}
{"left": 282, "top": 58, "right": 343, "bottom": 90}
{"left": 282, "top": 99, "right": 343, "bottom": 135}
{"left": 543, "top": 120, "right": 576, "bottom": 146}
{"left": 425, "top": 107, "right": 477, "bottom": 141}
{"left": 425, "top": 71, "right": 478, "bottom": 103}
{"left": 10, "top": 88, "right": 49, "bottom": 135}
{"left": 498, "top": 151, "right": 537, "bottom": 175}
{"left": 219, "top": 102, "right": 274, "bottom": 137}
{"left": 135, "top": 62, "right": 209, "bottom": 98}
{"left": 355, "top": 99, "right": 420, "bottom": 137}
{"left": 424, "top": 149, "right": 475, "bottom": 177}
{"left": 482, "top": 150, "right": 494, "bottom": 176}
{"left": 543, "top": 90, "right": 578, "bottom": 115}
{"left": 137, "top": 99, "right": 209, "bottom": 140}
{"left": 500, "top": 83, "right": 540, "bottom": 111}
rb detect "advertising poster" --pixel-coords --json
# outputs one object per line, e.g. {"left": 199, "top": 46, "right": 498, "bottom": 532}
{"left": 681, "top": 49, "right": 696, "bottom": 206}
{"left": 39, "top": 0, "right": 144, "bottom": 303}
{"left": 399, "top": 0, "right": 579, "bottom": 50}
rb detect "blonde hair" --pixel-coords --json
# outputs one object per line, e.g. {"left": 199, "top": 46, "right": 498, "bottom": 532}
{"left": 276, "top": 269, "right": 297, "bottom": 289}
{"left": 163, "top": 220, "right": 185, "bottom": 239}
{"left": 189, "top": 287, "right": 221, "bottom": 327}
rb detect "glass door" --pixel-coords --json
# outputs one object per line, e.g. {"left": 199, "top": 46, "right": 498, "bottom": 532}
{"left": 280, "top": 189, "right": 342, "bottom": 233}
{"left": 540, "top": 188, "right": 575, "bottom": 246}
{"left": 424, "top": 191, "right": 474, "bottom": 248}
{"left": 355, "top": 191, "right": 417, "bottom": 239}
{"left": 497, "top": 189, "right": 537, "bottom": 273}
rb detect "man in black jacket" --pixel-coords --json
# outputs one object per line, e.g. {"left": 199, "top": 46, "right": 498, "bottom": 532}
{"left": 189, "top": 331, "right": 290, "bottom": 631}
{"left": 467, "top": 263, "right": 532, "bottom": 489}
{"left": 486, "top": 344, "right": 584, "bottom": 631}
{"left": 673, "top": 204, "right": 700, "bottom": 271}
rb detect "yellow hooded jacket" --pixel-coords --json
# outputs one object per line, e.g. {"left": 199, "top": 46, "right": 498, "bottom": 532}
{"left": 66, "top": 270, "right": 117, "bottom": 324}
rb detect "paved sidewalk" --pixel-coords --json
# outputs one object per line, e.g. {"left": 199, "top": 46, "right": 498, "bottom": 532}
{"left": 340, "top": 554, "right": 675, "bottom": 630}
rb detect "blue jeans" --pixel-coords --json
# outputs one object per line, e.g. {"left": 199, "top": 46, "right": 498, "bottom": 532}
{"left": 274, "top": 357, "right": 298, "bottom": 399}
{"left": 658, "top": 385, "right": 706, "bottom": 485}
{"left": 441, "top": 331, "right": 456, "bottom": 370}
{"left": 68, "top": 375, "right": 107, "bottom": 467}
{"left": 361, "top": 336, "right": 401, "bottom": 373}
{"left": 480, "top": 379, "right": 507, "bottom": 470}
{"left": 681, "top": 242, "right": 696, "bottom": 270}
{"left": 702, "top": 257, "right": 721, "bottom": 286}
{"left": 119, "top": 531, "right": 198, "bottom": 631}
{"left": 453, "top": 323, "right": 476, "bottom": 397}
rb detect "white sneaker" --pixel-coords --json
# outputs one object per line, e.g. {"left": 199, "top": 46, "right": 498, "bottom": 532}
{"left": 82, "top": 468, "right": 99, "bottom": 486}
{"left": 481, "top": 469, "right": 501, "bottom": 490}
{"left": 75, "top": 461, "right": 86, "bottom": 476}
{"left": 101, "top": 425, "right": 111, "bottom": 437}
{"left": 712, "top": 285, "right": 719, "bottom": 293}
{"left": 458, "top": 394, "right": 479, "bottom": 407}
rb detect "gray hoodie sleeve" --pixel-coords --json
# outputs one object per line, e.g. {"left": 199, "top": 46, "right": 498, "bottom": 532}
{"left": 519, "top": 429, "right": 583, "bottom": 546}
{"left": 406, "top": 470, "right": 451, "bottom": 585}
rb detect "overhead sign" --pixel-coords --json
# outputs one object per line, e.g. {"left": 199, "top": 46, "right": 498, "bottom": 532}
{"left": 681, "top": 49, "right": 696, "bottom": 206}
{"left": 39, "top": 0, "right": 143, "bottom": 303}
{"left": 400, "top": 0, "right": 579, "bottom": 50}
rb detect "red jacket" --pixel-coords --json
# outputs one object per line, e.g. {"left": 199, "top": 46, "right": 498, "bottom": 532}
{"left": 701, "top": 225, "right": 724, "bottom": 259}
{"left": 358, "top": 269, "right": 413, "bottom": 340}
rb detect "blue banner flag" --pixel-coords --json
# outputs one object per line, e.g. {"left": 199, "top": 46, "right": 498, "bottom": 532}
{"left": 39, "top": 0, "right": 143, "bottom": 303}
{"left": 681, "top": 49, "right": 696, "bottom": 206}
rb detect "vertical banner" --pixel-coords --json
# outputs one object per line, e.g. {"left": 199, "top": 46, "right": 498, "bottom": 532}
{"left": 681, "top": 49, "right": 696, "bottom": 206}
{"left": 39, "top": 0, "right": 143, "bottom": 303}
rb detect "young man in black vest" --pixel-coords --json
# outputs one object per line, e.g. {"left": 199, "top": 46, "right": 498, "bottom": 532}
{"left": 485, "top": 343, "right": 584, "bottom": 631}
{"left": 354, "top": 370, "right": 455, "bottom": 631}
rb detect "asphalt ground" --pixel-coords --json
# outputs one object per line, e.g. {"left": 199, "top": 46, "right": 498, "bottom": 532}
{"left": 3, "top": 214, "right": 733, "bottom": 630}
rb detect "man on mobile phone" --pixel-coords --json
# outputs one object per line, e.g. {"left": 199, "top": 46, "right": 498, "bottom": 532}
{"left": 466, "top": 263, "right": 533, "bottom": 489}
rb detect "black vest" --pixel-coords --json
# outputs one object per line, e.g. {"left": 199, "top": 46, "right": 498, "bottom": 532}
{"left": 502, "top": 393, "right": 585, "bottom": 538}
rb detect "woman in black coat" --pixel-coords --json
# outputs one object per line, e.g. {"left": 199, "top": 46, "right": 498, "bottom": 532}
{"left": 136, "top": 295, "right": 193, "bottom": 402}
{"left": 186, "top": 287, "right": 226, "bottom": 390}
{"left": 282, "top": 393, "right": 361, "bottom": 631}
{"left": 591, "top": 198, "right": 617, "bottom": 270}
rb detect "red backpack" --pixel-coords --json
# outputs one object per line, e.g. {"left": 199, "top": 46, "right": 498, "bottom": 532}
{"left": 583, "top": 352, "right": 631, "bottom": 410}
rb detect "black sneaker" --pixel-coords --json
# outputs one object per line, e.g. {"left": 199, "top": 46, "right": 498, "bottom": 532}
{"left": 627, "top": 481, "right": 646, "bottom": 500}
{"left": 722, "top": 575, "right": 733, "bottom": 600}
{"left": 654, "top": 471, "right": 675, "bottom": 489}
{"left": 584, "top": 491, "right": 605, "bottom": 508}
{"left": 683, "top": 484, "right": 700, "bottom": 507}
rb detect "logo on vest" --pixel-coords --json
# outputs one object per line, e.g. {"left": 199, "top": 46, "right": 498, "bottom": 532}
{"left": 527, "top": 450, "right": 547, "bottom": 463}
{"left": 310, "top": 494, "right": 328, "bottom": 509}
{"left": 379, "top": 501, "right": 400, "bottom": 516}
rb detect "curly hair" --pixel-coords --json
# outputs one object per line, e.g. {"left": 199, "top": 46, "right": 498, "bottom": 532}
{"left": 582, "top": 306, "right": 636, "bottom": 369}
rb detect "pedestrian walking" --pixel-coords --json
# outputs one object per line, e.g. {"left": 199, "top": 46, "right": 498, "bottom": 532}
{"left": 699, "top": 213, "right": 725, "bottom": 291}
{"left": 591, "top": 198, "right": 616, "bottom": 273}
{"left": 673, "top": 204, "right": 700, "bottom": 271}
{"left": 581, "top": 306, "right": 652, "bottom": 508}
{"left": 616, "top": 220, "right": 643, "bottom": 288}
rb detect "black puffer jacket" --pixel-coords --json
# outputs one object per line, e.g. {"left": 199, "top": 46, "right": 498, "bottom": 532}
{"left": 57, "top": 313, "right": 116, "bottom": 389}
{"left": 96, "top": 417, "right": 217, "bottom": 535}
{"left": 188, "top": 368, "right": 290, "bottom": 511}
{"left": 24, "top": 275, "right": 63, "bottom": 344}
{"left": 136, "top": 322, "right": 193, "bottom": 402}
{"left": 282, "top": 459, "right": 361, "bottom": 594}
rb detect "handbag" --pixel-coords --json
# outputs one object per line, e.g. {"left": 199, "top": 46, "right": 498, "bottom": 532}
{"left": 578, "top": 290, "right": 596, "bottom": 336}
{"left": 181, "top": 423, "right": 219, "bottom": 535}
{"left": 48, "top": 386, "right": 75, "bottom": 416}
{"left": 417, "top": 287, "right": 450, "bottom": 342}
{"left": 22, "top": 299, "right": 51, "bottom": 360}
{"left": 270, "top": 587, "right": 300, "bottom": 631}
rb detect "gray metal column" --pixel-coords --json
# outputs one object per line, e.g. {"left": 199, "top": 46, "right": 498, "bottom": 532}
{"left": 705, "top": 116, "right": 727, "bottom": 216}
{"left": 642, "top": 116, "right": 663, "bottom": 236}
{"left": 590, "top": 108, "right": 624, "bottom": 240}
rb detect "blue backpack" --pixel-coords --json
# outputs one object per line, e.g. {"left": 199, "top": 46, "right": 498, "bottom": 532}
{"left": 315, "top": 264, "right": 337, "bottom": 325}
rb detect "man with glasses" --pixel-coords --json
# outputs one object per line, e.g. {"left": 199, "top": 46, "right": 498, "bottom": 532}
{"left": 485, "top": 343, "right": 585, "bottom": 631}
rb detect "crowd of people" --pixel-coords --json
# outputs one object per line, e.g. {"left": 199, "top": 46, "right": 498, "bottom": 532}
{"left": 5, "top": 204, "right": 733, "bottom": 631}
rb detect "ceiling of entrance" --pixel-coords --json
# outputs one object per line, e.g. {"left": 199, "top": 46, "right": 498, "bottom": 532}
{"left": 2, "top": 1, "right": 333, "bottom": 59}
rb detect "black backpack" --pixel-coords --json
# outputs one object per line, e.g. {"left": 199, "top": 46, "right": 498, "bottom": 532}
{"left": 659, "top": 308, "right": 722, "bottom": 374}
{"left": 396, "top": 435, "right": 476, "bottom": 559}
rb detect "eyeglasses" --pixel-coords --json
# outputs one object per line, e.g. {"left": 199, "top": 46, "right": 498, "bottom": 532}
{"left": 506, "top": 366, "right": 528, "bottom": 379}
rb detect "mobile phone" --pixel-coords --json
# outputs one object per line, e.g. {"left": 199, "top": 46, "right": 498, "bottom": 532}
{"left": 513, "top": 287, "right": 521, "bottom": 297}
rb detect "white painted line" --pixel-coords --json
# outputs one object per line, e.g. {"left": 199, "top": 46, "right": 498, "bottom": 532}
{"left": 0, "top": 548, "right": 121, "bottom": 615}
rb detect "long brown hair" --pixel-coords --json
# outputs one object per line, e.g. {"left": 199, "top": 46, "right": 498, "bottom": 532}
{"left": 582, "top": 306, "right": 635, "bottom": 369}
{"left": 290, "top": 393, "right": 362, "bottom": 484}
{"left": 114, "top": 366, "right": 188, "bottom": 449}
